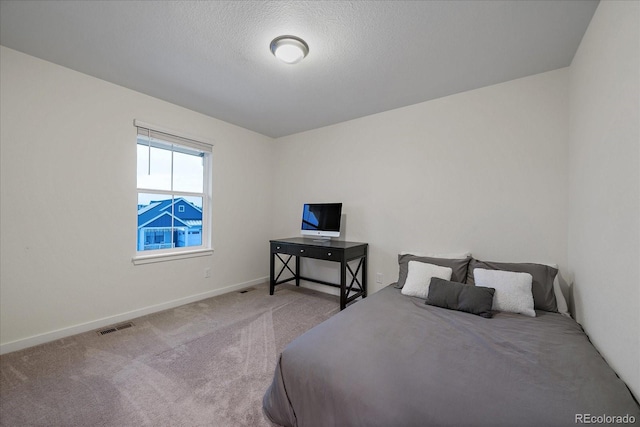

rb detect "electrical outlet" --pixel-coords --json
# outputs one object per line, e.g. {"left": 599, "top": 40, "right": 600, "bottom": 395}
{"left": 376, "top": 273, "right": 383, "bottom": 284}
{"left": 204, "top": 267, "right": 211, "bottom": 278}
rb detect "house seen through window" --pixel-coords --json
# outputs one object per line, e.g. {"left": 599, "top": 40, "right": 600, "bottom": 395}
{"left": 135, "top": 122, "right": 212, "bottom": 255}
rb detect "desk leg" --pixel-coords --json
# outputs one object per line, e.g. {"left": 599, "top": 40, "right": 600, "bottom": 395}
{"left": 269, "top": 251, "right": 275, "bottom": 295}
{"left": 340, "top": 259, "right": 347, "bottom": 310}
{"left": 296, "top": 256, "right": 300, "bottom": 287}
{"left": 362, "top": 254, "right": 368, "bottom": 298}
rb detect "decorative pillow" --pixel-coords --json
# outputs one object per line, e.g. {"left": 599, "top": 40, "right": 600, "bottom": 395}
{"left": 546, "top": 263, "right": 570, "bottom": 317}
{"left": 396, "top": 254, "right": 471, "bottom": 289}
{"left": 466, "top": 259, "right": 558, "bottom": 312}
{"left": 474, "top": 268, "right": 535, "bottom": 317}
{"left": 426, "top": 277, "right": 495, "bottom": 318}
{"left": 553, "top": 276, "right": 569, "bottom": 317}
{"left": 401, "top": 261, "right": 452, "bottom": 299}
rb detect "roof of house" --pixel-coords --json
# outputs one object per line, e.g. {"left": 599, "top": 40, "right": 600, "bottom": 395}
{"left": 137, "top": 198, "right": 202, "bottom": 229}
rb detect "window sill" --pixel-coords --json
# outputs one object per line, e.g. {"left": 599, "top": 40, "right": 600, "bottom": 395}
{"left": 132, "top": 249, "right": 214, "bottom": 265}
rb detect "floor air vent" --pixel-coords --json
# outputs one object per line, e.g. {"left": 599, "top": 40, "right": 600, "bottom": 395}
{"left": 97, "top": 322, "right": 134, "bottom": 336}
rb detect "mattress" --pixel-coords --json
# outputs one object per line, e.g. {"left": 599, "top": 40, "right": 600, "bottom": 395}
{"left": 263, "top": 285, "right": 640, "bottom": 427}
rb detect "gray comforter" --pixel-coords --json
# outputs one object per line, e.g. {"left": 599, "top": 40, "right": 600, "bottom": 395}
{"left": 263, "top": 285, "right": 640, "bottom": 427}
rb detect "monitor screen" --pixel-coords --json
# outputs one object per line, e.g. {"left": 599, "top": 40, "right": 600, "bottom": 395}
{"left": 301, "top": 203, "right": 342, "bottom": 238}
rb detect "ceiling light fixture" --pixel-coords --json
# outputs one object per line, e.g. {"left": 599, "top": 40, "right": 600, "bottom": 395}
{"left": 270, "top": 35, "right": 309, "bottom": 64}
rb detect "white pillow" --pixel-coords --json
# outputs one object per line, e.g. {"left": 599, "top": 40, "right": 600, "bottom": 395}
{"left": 401, "top": 261, "right": 453, "bottom": 299}
{"left": 400, "top": 251, "right": 471, "bottom": 259}
{"left": 474, "top": 268, "right": 536, "bottom": 317}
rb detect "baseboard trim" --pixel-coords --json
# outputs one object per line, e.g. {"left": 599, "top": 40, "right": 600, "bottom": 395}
{"left": 0, "top": 277, "right": 268, "bottom": 355}
{"left": 298, "top": 280, "right": 340, "bottom": 296}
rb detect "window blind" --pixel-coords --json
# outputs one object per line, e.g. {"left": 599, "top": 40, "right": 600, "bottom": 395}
{"left": 134, "top": 119, "right": 213, "bottom": 153}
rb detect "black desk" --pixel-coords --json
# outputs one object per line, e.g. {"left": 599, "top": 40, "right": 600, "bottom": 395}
{"left": 269, "top": 237, "right": 368, "bottom": 310}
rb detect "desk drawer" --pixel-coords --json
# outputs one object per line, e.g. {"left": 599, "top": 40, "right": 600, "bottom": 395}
{"left": 297, "top": 246, "right": 342, "bottom": 261}
{"left": 271, "top": 242, "right": 298, "bottom": 256}
{"left": 272, "top": 243, "right": 342, "bottom": 261}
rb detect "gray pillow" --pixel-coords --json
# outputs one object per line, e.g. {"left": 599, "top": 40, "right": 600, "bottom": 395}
{"left": 466, "top": 258, "right": 558, "bottom": 312}
{"left": 426, "top": 277, "right": 495, "bottom": 318}
{"left": 395, "top": 254, "right": 471, "bottom": 289}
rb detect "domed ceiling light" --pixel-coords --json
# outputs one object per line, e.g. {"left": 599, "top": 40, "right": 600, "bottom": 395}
{"left": 270, "top": 35, "right": 309, "bottom": 64}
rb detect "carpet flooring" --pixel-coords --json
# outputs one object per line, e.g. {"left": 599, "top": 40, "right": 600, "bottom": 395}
{"left": 0, "top": 283, "right": 340, "bottom": 426}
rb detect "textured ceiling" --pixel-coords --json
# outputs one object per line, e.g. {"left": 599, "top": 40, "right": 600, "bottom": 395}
{"left": 0, "top": 0, "right": 598, "bottom": 138}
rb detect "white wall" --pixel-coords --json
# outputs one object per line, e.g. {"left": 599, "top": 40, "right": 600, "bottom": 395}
{"left": 568, "top": 1, "right": 639, "bottom": 398}
{"left": 272, "top": 68, "right": 569, "bottom": 295}
{"left": 0, "top": 47, "right": 274, "bottom": 352}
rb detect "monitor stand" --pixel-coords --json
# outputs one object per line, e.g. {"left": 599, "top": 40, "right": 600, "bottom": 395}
{"left": 311, "top": 236, "right": 332, "bottom": 243}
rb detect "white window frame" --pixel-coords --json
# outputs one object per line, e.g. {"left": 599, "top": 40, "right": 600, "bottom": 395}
{"left": 132, "top": 120, "right": 214, "bottom": 265}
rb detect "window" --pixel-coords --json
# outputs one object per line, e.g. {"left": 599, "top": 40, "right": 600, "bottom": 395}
{"left": 134, "top": 120, "right": 213, "bottom": 263}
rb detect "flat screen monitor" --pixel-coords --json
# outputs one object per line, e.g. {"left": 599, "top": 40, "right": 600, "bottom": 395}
{"left": 301, "top": 203, "right": 342, "bottom": 239}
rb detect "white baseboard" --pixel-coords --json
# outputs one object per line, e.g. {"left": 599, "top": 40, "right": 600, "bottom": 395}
{"left": 0, "top": 277, "right": 268, "bottom": 355}
{"left": 298, "top": 280, "right": 340, "bottom": 296}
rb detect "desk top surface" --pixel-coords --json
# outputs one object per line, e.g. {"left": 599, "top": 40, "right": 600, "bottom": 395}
{"left": 270, "top": 237, "right": 367, "bottom": 249}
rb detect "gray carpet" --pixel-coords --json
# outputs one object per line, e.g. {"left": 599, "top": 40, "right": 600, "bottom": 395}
{"left": 0, "top": 283, "right": 340, "bottom": 426}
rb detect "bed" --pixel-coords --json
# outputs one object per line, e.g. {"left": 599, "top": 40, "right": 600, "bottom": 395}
{"left": 263, "top": 255, "right": 640, "bottom": 427}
